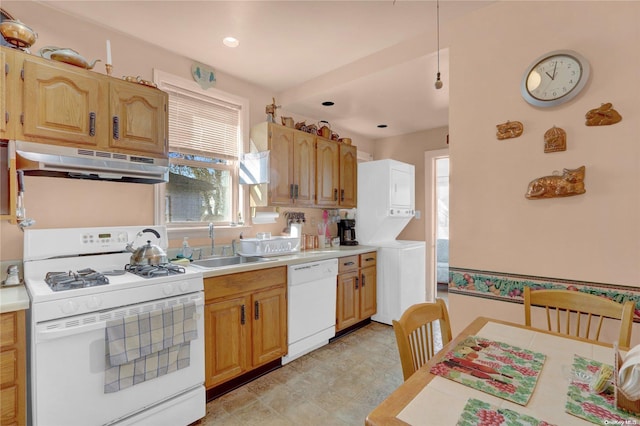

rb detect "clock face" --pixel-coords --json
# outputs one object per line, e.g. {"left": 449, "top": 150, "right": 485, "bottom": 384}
{"left": 521, "top": 50, "right": 590, "bottom": 107}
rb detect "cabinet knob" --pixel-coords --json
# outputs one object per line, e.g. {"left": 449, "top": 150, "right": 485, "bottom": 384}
{"left": 255, "top": 301, "right": 260, "bottom": 320}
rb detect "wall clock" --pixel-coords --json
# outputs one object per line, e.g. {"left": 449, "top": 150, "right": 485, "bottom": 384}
{"left": 521, "top": 50, "right": 590, "bottom": 107}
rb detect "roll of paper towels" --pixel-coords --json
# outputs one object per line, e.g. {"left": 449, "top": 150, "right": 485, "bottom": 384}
{"left": 252, "top": 212, "right": 279, "bottom": 224}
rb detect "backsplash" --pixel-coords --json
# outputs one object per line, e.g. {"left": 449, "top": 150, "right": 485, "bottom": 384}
{"left": 448, "top": 268, "right": 640, "bottom": 321}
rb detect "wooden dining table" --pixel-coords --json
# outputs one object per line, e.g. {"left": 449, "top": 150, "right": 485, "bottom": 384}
{"left": 366, "top": 316, "right": 630, "bottom": 426}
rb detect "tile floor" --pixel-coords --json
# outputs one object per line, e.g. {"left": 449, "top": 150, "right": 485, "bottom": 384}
{"left": 198, "top": 291, "right": 449, "bottom": 426}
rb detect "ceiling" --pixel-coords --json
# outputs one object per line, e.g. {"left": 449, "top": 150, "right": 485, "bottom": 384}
{"left": 36, "top": 0, "right": 493, "bottom": 140}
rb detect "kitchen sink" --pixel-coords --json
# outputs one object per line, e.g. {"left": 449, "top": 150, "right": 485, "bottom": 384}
{"left": 191, "top": 255, "right": 269, "bottom": 269}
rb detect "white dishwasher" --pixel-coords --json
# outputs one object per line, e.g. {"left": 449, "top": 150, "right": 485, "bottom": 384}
{"left": 283, "top": 258, "right": 338, "bottom": 364}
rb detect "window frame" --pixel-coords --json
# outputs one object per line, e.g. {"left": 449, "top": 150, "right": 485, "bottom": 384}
{"left": 153, "top": 69, "right": 250, "bottom": 237}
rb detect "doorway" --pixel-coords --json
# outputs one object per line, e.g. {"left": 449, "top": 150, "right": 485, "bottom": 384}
{"left": 424, "top": 149, "right": 449, "bottom": 301}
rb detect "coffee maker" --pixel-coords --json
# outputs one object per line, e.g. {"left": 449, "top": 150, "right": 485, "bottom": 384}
{"left": 338, "top": 219, "right": 358, "bottom": 246}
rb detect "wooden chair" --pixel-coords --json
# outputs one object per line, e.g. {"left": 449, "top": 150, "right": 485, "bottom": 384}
{"left": 523, "top": 286, "right": 635, "bottom": 348}
{"left": 393, "top": 299, "right": 453, "bottom": 381}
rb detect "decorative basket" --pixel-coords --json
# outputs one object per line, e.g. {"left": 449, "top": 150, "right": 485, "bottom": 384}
{"left": 615, "top": 350, "right": 640, "bottom": 414}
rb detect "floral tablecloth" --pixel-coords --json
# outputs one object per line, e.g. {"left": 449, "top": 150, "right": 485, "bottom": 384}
{"left": 565, "top": 354, "right": 640, "bottom": 425}
{"left": 430, "top": 335, "right": 546, "bottom": 405}
{"left": 457, "top": 398, "right": 556, "bottom": 426}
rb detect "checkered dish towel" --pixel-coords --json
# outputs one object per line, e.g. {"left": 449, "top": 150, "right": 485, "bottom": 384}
{"left": 104, "top": 301, "right": 197, "bottom": 393}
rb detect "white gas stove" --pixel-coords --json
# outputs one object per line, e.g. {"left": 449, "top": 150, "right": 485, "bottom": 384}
{"left": 23, "top": 225, "right": 206, "bottom": 426}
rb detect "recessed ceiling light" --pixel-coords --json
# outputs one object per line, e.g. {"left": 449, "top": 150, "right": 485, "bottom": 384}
{"left": 322, "top": 101, "right": 335, "bottom": 106}
{"left": 223, "top": 37, "right": 239, "bottom": 48}
{"left": 377, "top": 124, "right": 388, "bottom": 128}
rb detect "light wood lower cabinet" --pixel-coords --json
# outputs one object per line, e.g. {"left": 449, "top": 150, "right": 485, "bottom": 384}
{"left": 0, "top": 310, "right": 26, "bottom": 426}
{"left": 204, "top": 267, "right": 287, "bottom": 388}
{"left": 336, "top": 252, "right": 377, "bottom": 331}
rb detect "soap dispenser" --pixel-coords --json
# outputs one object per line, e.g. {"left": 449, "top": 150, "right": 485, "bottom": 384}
{"left": 181, "top": 237, "right": 193, "bottom": 260}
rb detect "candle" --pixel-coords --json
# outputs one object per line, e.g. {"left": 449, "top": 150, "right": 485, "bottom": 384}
{"left": 106, "top": 40, "right": 112, "bottom": 65}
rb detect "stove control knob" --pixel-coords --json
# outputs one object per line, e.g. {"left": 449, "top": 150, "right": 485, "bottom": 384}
{"left": 163, "top": 284, "right": 175, "bottom": 296}
{"left": 179, "top": 282, "right": 189, "bottom": 292}
{"left": 60, "top": 300, "right": 79, "bottom": 315}
{"left": 86, "top": 296, "right": 103, "bottom": 310}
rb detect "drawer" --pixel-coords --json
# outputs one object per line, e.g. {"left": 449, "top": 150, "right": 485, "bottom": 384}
{"left": 0, "top": 349, "right": 16, "bottom": 387}
{"left": 360, "top": 252, "right": 377, "bottom": 268}
{"left": 0, "top": 313, "right": 16, "bottom": 347}
{"left": 338, "top": 255, "right": 359, "bottom": 273}
{"left": 205, "top": 266, "right": 286, "bottom": 301}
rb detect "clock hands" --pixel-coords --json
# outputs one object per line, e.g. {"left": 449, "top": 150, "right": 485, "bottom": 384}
{"left": 545, "top": 61, "right": 558, "bottom": 80}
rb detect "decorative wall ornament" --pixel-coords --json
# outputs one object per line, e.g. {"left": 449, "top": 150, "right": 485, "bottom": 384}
{"left": 265, "top": 97, "right": 280, "bottom": 123}
{"left": 544, "top": 126, "right": 567, "bottom": 153}
{"left": 585, "top": 102, "right": 622, "bottom": 126}
{"left": 525, "top": 165, "right": 586, "bottom": 200}
{"left": 496, "top": 120, "right": 524, "bottom": 140}
{"left": 191, "top": 62, "right": 216, "bottom": 89}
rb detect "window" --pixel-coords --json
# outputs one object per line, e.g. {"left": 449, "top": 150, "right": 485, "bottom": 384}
{"left": 154, "top": 70, "right": 249, "bottom": 230}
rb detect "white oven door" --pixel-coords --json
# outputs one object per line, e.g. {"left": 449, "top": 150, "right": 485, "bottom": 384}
{"left": 29, "top": 293, "right": 205, "bottom": 426}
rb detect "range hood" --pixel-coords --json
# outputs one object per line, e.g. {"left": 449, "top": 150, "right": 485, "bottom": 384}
{"left": 15, "top": 141, "right": 169, "bottom": 184}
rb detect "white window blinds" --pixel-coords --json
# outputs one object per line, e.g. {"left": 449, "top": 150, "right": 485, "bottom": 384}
{"left": 163, "top": 83, "right": 241, "bottom": 159}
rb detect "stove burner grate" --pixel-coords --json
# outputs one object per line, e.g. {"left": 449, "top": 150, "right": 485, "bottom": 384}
{"left": 45, "top": 268, "right": 109, "bottom": 292}
{"left": 124, "top": 263, "right": 186, "bottom": 278}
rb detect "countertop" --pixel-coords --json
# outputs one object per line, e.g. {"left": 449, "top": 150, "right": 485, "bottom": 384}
{"left": 0, "top": 246, "right": 377, "bottom": 310}
{"left": 0, "top": 285, "right": 30, "bottom": 313}
{"left": 191, "top": 245, "right": 378, "bottom": 278}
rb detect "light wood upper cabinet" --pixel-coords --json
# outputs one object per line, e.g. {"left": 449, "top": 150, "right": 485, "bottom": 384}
{"left": 109, "top": 80, "right": 167, "bottom": 157}
{"left": 292, "top": 131, "right": 315, "bottom": 206}
{"left": 267, "top": 124, "right": 295, "bottom": 205}
{"left": 250, "top": 122, "right": 315, "bottom": 206}
{"left": 339, "top": 143, "right": 357, "bottom": 208}
{"left": 315, "top": 138, "right": 340, "bottom": 207}
{"left": 20, "top": 55, "right": 107, "bottom": 147}
{"left": 5, "top": 47, "right": 167, "bottom": 159}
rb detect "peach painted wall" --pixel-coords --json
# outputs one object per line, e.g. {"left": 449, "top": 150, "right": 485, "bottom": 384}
{"left": 0, "top": 1, "right": 372, "bottom": 265}
{"left": 446, "top": 1, "right": 640, "bottom": 341}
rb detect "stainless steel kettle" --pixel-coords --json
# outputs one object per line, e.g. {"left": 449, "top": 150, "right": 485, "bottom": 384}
{"left": 125, "top": 228, "right": 168, "bottom": 266}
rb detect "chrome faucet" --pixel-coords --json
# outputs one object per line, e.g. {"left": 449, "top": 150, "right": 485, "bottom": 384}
{"left": 208, "top": 222, "right": 215, "bottom": 256}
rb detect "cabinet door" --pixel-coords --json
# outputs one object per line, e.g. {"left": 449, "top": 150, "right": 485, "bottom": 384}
{"left": 21, "top": 57, "right": 107, "bottom": 147}
{"left": 252, "top": 286, "right": 287, "bottom": 366}
{"left": 204, "top": 296, "right": 249, "bottom": 388}
{"left": 268, "top": 125, "right": 294, "bottom": 205}
{"left": 109, "top": 81, "right": 167, "bottom": 156}
{"left": 359, "top": 265, "right": 377, "bottom": 319}
{"left": 339, "top": 144, "right": 357, "bottom": 207}
{"left": 292, "top": 132, "right": 315, "bottom": 206}
{"left": 336, "top": 271, "right": 359, "bottom": 331}
{"left": 315, "top": 138, "right": 340, "bottom": 207}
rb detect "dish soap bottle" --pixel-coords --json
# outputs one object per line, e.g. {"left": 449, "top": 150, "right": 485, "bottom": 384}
{"left": 181, "top": 237, "right": 193, "bottom": 260}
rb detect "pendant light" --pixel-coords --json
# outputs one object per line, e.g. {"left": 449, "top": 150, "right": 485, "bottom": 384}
{"left": 434, "top": 0, "right": 443, "bottom": 89}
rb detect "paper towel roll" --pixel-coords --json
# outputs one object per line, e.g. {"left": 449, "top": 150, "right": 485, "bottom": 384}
{"left": 252, "top": 212, "right": 279, "bottom": 224}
